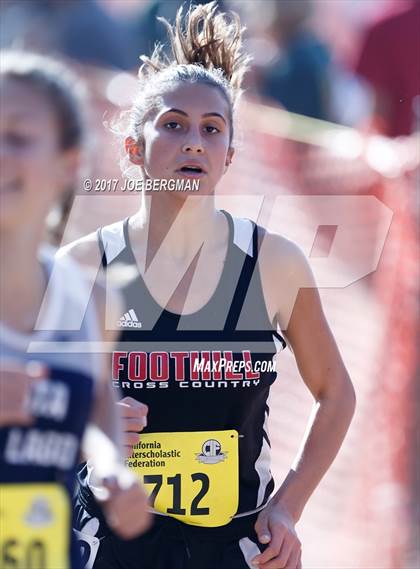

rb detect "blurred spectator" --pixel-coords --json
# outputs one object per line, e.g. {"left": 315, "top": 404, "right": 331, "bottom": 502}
{"left": 254, "top": 0, "right": 332, "bottom": 121}
{"left": 0, "top": 0, "right": 137, "bottom": 70}
{"left": 355, "top": 0, "right": 420, "bottom": 137}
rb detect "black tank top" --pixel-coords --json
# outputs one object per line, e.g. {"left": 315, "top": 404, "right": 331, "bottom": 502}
{"left": 79, "top": 210, "right": 286, "bottom": 533}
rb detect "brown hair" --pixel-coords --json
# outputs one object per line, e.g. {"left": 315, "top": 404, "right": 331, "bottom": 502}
{"left": 129, "top": 1, "right": 251, "bottom": 145}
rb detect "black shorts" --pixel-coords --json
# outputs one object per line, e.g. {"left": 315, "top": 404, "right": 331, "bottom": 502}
{"left": 74, "top": 485, "right": 267, "bottom": 569}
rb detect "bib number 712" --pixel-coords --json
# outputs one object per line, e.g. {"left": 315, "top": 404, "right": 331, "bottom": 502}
{"left": 144, "top": 473, "right": 210, "bottom": 516}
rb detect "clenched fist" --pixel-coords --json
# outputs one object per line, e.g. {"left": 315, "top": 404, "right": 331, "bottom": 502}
{"left": 116, "top": 396, "right": 149, "bottom": 458}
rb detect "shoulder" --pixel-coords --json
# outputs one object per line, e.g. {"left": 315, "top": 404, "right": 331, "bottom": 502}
{"left": 58, "top": 219, "right": 128, "bottom": 269}
{"left": 257, "top": 226, "right": 315, "bottom": 287}
{"left": 256, "top": 225, "right": 316, "bottom": 330}
{"left": 56, "top": 231, "right": 123, "bottom": 341}
{"left": 56, "top": 231, "right": 101, "bottom": 271}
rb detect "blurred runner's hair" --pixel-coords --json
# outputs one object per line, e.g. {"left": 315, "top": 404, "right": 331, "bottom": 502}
{"left": 0, "top": 50, "right": 87, "bottom": 243}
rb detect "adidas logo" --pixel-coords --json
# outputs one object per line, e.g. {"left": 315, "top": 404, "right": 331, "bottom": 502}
{"left": 118, "top": 309, "right": 142, "bottom": 329}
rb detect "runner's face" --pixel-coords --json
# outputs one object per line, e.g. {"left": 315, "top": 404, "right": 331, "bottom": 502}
{"left": 134, "top": 82, "right": 233, "bottom": 196}
{"left": 0, "top": 77, "right": 75, "bottom": 231}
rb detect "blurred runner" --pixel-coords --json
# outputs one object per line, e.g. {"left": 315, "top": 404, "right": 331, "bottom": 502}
{"left": 0, "top": 51, "right": 150, "bottom": 569}
{"left": 63, "top": 3, "right": 356, "bottom": 568}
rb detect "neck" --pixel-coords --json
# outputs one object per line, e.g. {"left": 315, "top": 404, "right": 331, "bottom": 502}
{"left": 131, "top": 193, "right": 224, "bottom": 270}
{"left": 0, "top": 225, "right": 46, "bottom": 332}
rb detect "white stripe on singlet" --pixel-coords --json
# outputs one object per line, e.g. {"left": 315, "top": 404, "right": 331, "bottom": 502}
{"left": 232, "top": 216, "right": 254, "bottom": 257}
{"left": 100, "top": 220, "right": 126, "bottom": 264}
{"left": 255, "top": 407, "right": 272, "bottom": 508}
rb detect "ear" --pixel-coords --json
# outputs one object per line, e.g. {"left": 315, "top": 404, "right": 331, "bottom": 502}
{"left": 125, "top": 136, "right": 144, "bottom": 166}
{"left": 223, "top": 146, "right": 235, "bottom": 173}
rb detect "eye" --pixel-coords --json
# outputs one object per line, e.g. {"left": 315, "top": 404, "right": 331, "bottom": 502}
{"left": 164, "top": 121, "right": 182, "bottom": 130}
{"left": 5, "top": 132, "right": 32, "bottom": 149}
{"left": 203, "top": 125, "right": 220, "bottom": 134}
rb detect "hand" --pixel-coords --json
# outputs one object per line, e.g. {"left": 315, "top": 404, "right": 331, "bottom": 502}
{"left": 0, "top": 361, "right": 45, "bottom": 427}
{"left": 116, "top": 396, "right": 148, "bottom": 458}
{"left": 100, "top": 471, "right": 152, "bottom": 539}
{"left": 253, "top": 501, "right": 302, "bottom": 569}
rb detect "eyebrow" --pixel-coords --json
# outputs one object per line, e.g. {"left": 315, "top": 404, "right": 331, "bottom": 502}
{"left": 162, "top": 108, "right": 227, "bottom": 124}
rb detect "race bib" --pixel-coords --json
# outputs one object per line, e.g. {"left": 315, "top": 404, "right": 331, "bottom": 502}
{"left": 0, "top": 483, "right": 70, "bottom": 569}
{"left": 127, "top": 430, "right": 239, "bottom": 527}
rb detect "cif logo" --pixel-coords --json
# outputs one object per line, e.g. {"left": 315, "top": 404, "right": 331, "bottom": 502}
{"left": 203, "top": 439, "right": 221, "bottom": 457}
{"left": 196, "top": 439, "right": 227, "bottom": 464}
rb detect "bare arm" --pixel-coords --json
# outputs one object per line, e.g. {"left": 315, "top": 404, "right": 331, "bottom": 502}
{"left": 57, "top": 238, "right": 151, "bottom": 538}
{"left": 87, "top": 283, "right": 124, "bottom": 455}
{"left": 253, "top": 233, "right": 356, "bottom": 569}
{"left": 57, "top": 233, "right": 125, "bottom": 459}
{"left": 273, "top": 283, "right": 356, "bottom": 522}
{"left": 58, "top": 236, "right": 148, "bottom": 459}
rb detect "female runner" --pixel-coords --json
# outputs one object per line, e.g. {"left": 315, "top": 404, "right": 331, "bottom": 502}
{"left": 0, "top": 51, "right": 150, "bottom": 569}
{"left": 66, "top": 3, "right": 356, "bottom": 568}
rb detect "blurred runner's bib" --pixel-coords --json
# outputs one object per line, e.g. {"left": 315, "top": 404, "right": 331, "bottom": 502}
{"left": 128, "top": 430, "right": 239, "bottom": 527}
{"left": 0, "top": 483, "right": 70, "bottom": 568}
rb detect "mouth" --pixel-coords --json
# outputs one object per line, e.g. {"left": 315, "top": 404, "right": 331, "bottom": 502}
{"left": 175, "top": 165, "right": 207, "bottom": 178}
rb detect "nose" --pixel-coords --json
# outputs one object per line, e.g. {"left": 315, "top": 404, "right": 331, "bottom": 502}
{"left": 181, "top": 130, "right": 204, "bottom": 154}
{"left": 183, "top": 146, "right": 203, "bottom": 154}
{"left": 181, "top": 142, "right": 203, "bottom": 153}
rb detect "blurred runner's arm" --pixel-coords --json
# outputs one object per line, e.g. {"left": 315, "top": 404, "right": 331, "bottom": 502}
{"left": 253, "top": 233, "right": 356, "bottom": 569}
